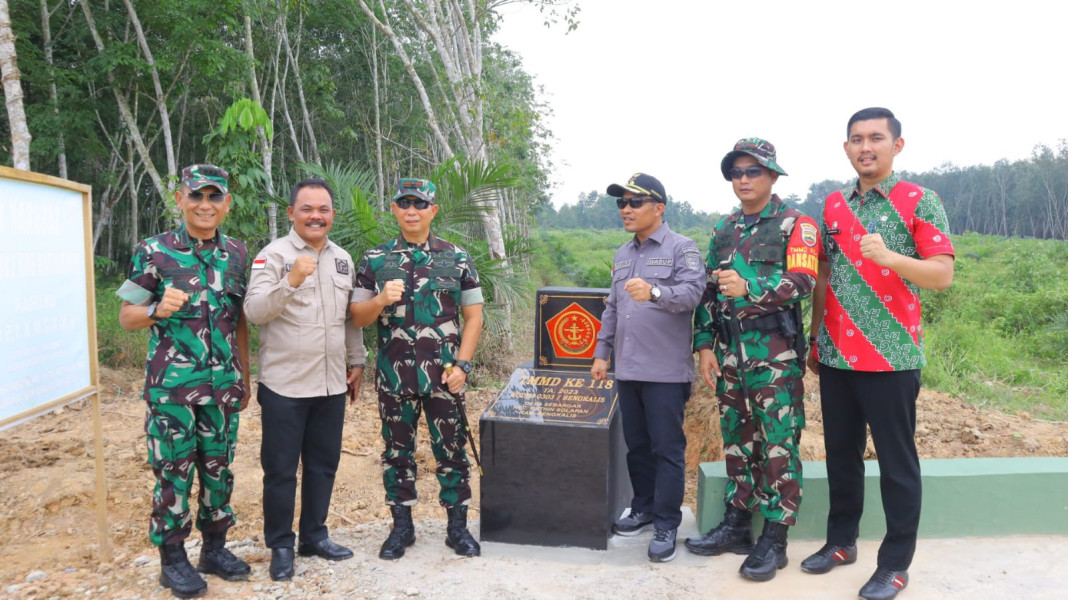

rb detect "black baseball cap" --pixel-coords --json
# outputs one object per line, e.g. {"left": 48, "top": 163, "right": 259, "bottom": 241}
{"left": 607, "top": 172, "right": 666, "bottom": 203}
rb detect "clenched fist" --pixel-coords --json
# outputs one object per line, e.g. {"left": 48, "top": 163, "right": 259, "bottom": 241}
{"left": 713, "top": 269, "right": 748, "bottom": 298}
{"left": 378, "top": 279, "right": 405, "bottom": 307}
{"left": 287, "top": 255, "right": 317, "bottom": 288}
{"left": 623, "top": 278, "right": 654, "bottom": 302}
{"left": 153, "top": 286, "right": 191, "bottom": 319}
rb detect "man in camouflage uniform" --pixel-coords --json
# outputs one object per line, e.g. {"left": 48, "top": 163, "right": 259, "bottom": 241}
{"left": 117, "top": 164, "right": 251, "bottom": 598}
{"left": 350, "top": 177, "right": 484, "bottom": 559}
{"left": 685, "top": 139, "right": 819, "bottom": 582}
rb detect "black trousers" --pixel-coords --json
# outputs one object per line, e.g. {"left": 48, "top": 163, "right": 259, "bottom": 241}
{"left": 819, "top": 366, "right": 922, "bottom": 570}
{"left": 617, "top": 380, "right": 690, "bottom": 530}
{"left": 259, "top": 383, "right": 346, "bottom": 549}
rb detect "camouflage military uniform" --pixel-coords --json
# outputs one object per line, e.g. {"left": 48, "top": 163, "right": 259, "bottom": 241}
{"left": 353, "top": 233, "right": 483, "bottom": 507}
{"left": 693, "top": 195, "right": 818, "bottom": 525}
{"left": 117, "top": 224, "right": 248, "bottom": 546}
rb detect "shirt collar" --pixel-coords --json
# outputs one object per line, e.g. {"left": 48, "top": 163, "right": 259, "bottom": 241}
{"left": 393, "top": 231, "right": 445, "bottom": 252}
{"left": 848, "top": 172, "right": 899, "bottom": 200}
{"left": 173, "top": 224, "right": 224, "bottom": 250}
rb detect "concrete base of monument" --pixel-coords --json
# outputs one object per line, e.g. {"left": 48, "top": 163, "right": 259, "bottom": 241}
{"left": 695, "top": 457, "right": 1068, "bottom": 538}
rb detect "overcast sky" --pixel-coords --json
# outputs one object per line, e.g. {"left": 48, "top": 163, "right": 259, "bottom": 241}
{"left": 493, "top": 0, "right": 1068, "bottom": 215}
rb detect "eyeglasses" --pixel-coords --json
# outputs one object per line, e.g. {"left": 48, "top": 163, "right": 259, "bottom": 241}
{"left": 395, "top": 197, "right": 434, "bottom": 210}
{"left": 616, "top": 196, "right": 657, "bottom": 209}
{"left": 728, "top": 166, "right": 766, "bottom": 180}
{"left": 187, "top": 190, "right": 227, "bottom": 204}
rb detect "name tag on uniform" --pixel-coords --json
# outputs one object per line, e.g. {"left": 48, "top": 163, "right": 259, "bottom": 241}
{"left": 646, "top": 257, "right": 673, "bottom": 266}
{"left": 613, "top": 259, "right": 633, "bottom": 271}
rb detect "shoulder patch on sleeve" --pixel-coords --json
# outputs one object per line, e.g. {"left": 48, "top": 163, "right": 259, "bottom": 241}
{"left": 800, "top": 222, "right": 818, "bottom": 247}
{"left": 251, "top": 258, "right": 267, "bottom": 270}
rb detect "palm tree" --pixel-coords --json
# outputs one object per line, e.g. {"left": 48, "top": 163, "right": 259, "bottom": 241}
{"left": 303, "top": 157, "right": 531, "bottom": 366}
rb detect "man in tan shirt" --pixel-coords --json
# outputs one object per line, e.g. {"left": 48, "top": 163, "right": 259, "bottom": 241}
{"left": 244, "top": 178, "right": 366, "bottom": 581}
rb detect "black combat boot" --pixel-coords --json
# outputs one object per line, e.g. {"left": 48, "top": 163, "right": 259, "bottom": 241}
{"left": 379, "top": 504, "right": 417, "bottom": 560}
{"left": 684, "top": 506, "right": 755, "bottom": 556}
{"left": 444, "top": 505, "right": 481, "bottom": 557}
{"left": 159, "top": 544, "right": 207, "bottom": 599}
{"left": 739, "top": 520, "right": 789, "bottom": 582}
{"left": 197, "top": 532, "right": 250, "bottom": 581}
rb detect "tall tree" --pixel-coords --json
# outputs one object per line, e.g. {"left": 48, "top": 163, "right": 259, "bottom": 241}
{"left": 0, "top": 0, "right": 31, "bottom": 170}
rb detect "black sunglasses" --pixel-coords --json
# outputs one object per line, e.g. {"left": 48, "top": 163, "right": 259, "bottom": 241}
{"left": 187, "top": 190, "right": 227, "bottom": 204}
{"left": 395, "top": 197, "right": 434, "bottom": 210}
{"left": 616, "top": 196, "right": 658, "bottom": 209}
{"left": 728, "top": 166, "right": 766, "bottom": 180}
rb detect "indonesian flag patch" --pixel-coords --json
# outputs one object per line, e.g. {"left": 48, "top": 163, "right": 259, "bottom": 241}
{"left": 252, "top": 258, "right": 267, "bottom": 270}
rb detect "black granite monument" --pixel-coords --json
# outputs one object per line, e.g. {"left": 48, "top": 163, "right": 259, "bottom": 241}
{"left": 479, "top": 287, "right": 630, "bottom": 550}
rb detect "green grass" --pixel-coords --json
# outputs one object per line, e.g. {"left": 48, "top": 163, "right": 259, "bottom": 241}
{"left": 921, "top": 232, "right": 1068, "bottom": 420}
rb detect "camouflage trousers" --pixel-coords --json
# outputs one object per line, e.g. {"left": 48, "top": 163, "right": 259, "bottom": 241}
{"left": 378, "top": 391, "right": 471, "bottom": 508}
{"left": 716, "top": 358, "right": 805, "bottom": 525}
{"left": 144, "top": 402, "right": 239, "bottom": 546}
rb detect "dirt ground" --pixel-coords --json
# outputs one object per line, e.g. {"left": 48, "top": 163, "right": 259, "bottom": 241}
{"left": 2, "top": 362, "right": 1067, "bottom": 597}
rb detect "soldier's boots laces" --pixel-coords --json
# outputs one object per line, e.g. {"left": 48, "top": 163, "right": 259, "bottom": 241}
{"left": 379, "top": 504, "right": 417, "bottom": 560}
{"left": 684, "top": 506, "right": 755, "bottom": 556}
{"left": 739, "top": 521, "right": 789, "bottom": 582}
{"left": 197, "top": 533, "right": 251, "bottom": 581}
{"left": 444, "top": 505, "right": 481, "bottom": 557}
{"left": 159, "top": 544, "right": 207, "bottom": 599}
{"left": 859, "top": 568, "right": 909, "bottom": 600}
{"left": 800, "top": 543, "right": 858, "bottom": 574}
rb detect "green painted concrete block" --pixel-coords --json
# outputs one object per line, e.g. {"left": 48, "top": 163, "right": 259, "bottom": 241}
{"left": 695, "top": 457, "right": 1068, "bottom": 540}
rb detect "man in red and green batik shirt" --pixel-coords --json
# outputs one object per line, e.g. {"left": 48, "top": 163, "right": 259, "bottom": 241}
{"left": 802, "top": 108, "right": 955, "bottom": 600}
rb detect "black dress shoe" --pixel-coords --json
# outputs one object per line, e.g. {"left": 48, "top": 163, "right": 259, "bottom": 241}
{"left": 269, "top": 548, "right": 294, "bottom": 581}
{"left": 298, "top": 538, "right": 354, "bottom": 561}
{"left": 859, "top": 568, "right": 909, "bottom": 600}
{"left": 800, "top": 543, "right": 858, "bottom": 574}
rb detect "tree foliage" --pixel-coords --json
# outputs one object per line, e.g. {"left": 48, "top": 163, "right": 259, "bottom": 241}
{"left": 0, "top": 0, "right": 556, "bottom": 269}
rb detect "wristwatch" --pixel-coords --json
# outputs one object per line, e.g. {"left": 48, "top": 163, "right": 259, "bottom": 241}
{"left": 455, "top": 360, "right": 473, "bottom": 374}
{"left": 650, "top": 284, "right": 662, "bottom": 302}
{"left": 146, "top": 301, "right": 163, "bottom": 321}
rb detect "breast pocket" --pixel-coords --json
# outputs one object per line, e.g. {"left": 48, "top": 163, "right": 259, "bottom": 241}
{"left": 292, "top": 280, "right": 320, "bottom": 324}
{"left": 431, "top": 267, "right": 462, "bottom": 297}
{"left": 749, "top": 244, "right": 783, "bottom": 278}
{"left": 640, "top": 266, "right": 672, "bottom": 287}
{"left": 159, "top": 266, "right": 202, "bottom": 319}
{"left": 331, "top": 274, "right": 353, "bottom": 322}
{"left": 223, "top": 268, "right": 246, "bottom": 320}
